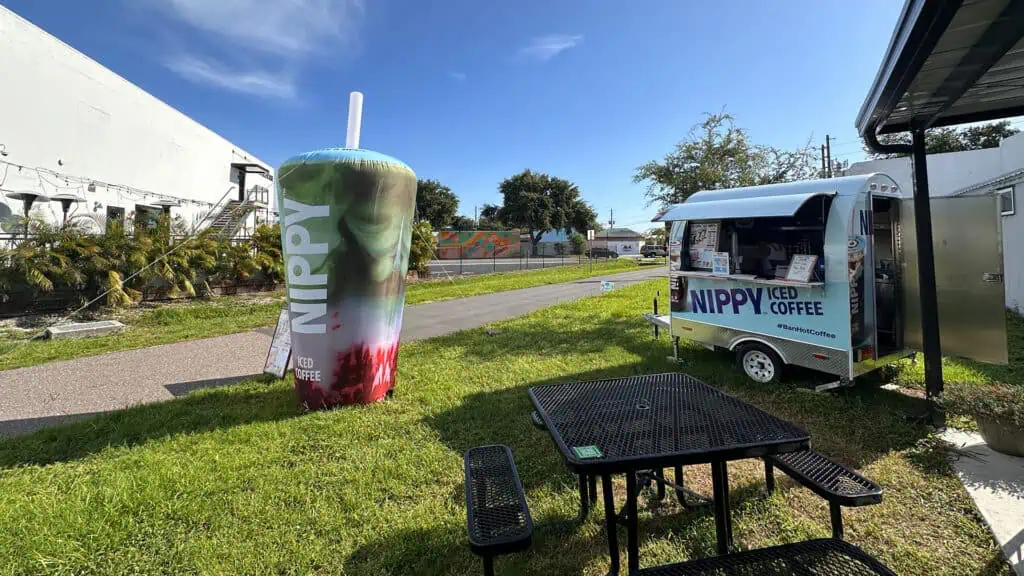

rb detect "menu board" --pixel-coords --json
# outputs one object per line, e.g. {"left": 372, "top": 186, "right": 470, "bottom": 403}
{"left": 711, "top": 252, "right": 730, "bottom": 275}
{"left": 263, "top": 308, "right": 292, "bottom": 378}
{"left": 785, "top": 254, "right": 818, "bottom": 283}
{"left": 688, "top": 222, "right": 719, "bottom": 270}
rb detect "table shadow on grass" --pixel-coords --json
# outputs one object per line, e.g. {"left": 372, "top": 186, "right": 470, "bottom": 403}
{"left": 343, "top": 483, "right": 727, "bottom": 576}
{"left": 0, "top": 381, "right": 302, "bottom": 468}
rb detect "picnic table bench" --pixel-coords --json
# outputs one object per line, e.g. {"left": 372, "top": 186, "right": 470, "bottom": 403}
{"left": 764, "top": 449, "right": 883, "bottom": 539}
{"left": 635, "top": 538, "right": 895, "bottom": 575}
{"left": 464, "top": 445, "right": 533, "bottom": 576}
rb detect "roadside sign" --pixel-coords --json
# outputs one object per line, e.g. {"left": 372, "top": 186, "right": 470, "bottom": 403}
{"left": 587, "top": 229, "right": 595, "bottom": 241}
{"left": 263, "top": 308, "right": 292, "bottom": 378}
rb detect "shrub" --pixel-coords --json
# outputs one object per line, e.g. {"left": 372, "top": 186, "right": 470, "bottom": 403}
{"left": 252, "top": 224, "right": 284, "bottom": 285}
{"left": 409, "top": 221, "right": 435, "bottom": 275}
{"left": 943, "top": 381, "right": 1024, "bottom": 428}
{"left": 568, "top": 232, "right": 586, "bottom": 255}
{"left": 0, "top": 219, "right": 285, "bottom": 310}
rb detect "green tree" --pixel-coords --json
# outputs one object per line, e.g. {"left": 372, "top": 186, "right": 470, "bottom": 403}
{"left": 634, "top": 112, "right": 818, "bottom": 210}
{"left": 496, "top": 170, "right": 597, "bottom": 253}
{"left": 865, "top": 120, "right": 1020, "bottom": 159}
{"left": 478, "top": 203, "right": 506, "bottom": 230}
{"left": 449, "top": 215, "right": 476, "bottom": 230}
{"left": 415, "top": 179, "right": 459, "bottom": 229}
{"left": 409, "top": 221, "right": 436, "bottom": 275}
{"left": 568, "top": 231, "right": 586, "bottom": 255}
{"left": 644, "top": 226, "right": 667, "bottom": 246}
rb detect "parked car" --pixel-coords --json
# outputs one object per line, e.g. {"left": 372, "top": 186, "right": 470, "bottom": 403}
{"left": 587, "top": 247, "right": 618, "bottom": 259}
{"left": 642, "top": 245, "right": 667, "bottom": 257}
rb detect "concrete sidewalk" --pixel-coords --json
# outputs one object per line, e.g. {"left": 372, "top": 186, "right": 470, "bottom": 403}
{"left": 0, "top": 267, "right": 664, "bottom": 437}
{"left": 940, "top": 429, "right": 1024, "bottom": 575}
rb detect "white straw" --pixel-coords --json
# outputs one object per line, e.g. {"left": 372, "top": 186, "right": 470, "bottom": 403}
{"left": 346, "top": 91, "right": 363, "bottom": 148}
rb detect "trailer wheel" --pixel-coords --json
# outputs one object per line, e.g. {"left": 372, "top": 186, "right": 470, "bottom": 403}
{"left": 736, "top": 343, "right": 782, "bottom": 384}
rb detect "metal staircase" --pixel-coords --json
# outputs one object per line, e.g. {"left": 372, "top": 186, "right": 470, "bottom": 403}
{"left": 206, "top": 186, "right": 269, "bottom": 237}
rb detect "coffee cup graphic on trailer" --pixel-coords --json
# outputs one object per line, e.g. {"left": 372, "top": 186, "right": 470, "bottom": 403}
{"left": 277, "top": 148, "right": 417, "bottom": 409}
{"left": 848, "top": 237, "right": 866, "bottom": 345}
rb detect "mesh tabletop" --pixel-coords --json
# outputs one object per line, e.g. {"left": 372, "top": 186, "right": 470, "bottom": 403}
{"left": 530, "top": 373, "right": 808, "bottom": 473}
{"left": 635, "top": 538, "right": 895, "bottom": 575}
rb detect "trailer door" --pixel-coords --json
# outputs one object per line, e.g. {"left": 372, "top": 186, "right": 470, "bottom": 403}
{"left": 900, "top": 194, "right": 1008, "bottom": 364}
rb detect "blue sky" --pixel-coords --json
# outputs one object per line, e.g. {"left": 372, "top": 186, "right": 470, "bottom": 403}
{"left": 6, "top": 0, "right": 905, "bottom": 232}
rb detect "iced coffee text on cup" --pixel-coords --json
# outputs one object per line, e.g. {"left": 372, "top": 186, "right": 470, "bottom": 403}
{"left": 283, "top": 198, "right": 330, "bottom": 334}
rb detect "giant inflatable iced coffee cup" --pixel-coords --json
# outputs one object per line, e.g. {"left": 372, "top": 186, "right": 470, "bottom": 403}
{"left": 276, "top": 94, "right": 417, "bottom": 408}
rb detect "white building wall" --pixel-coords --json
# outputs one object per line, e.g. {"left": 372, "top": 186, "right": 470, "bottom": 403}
{"left": 995, "top": 133, "right": 1024, "bottom": 311}
{"left": 845, "top": 147, "right": 1003, "bottom": 197}
{"left": 1000, "top": 185, "right": 1024, "bottom": 311}
{"left": 0, "top": 6, "right": 272, "bottom": 236}
{"left": 848, "top": 133, "right": 1024, "bottom": 309}
{"left": 608, "top": 240, "right": 642, "bottom": 256}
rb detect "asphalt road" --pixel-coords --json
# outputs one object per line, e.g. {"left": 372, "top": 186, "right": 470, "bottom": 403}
{"left": 0, "top": 266, "right": 666, "bottom": 437}
{"left": 427, "top": 257, "right": 598, "bottom": 275}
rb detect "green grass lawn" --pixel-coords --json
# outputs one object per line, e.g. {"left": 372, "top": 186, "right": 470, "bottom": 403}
{"left": 404, "top": 257, "right": 643, "bottom": 305}
{"left": 0, "top": 279, "right": 1007, "bottom": 575}
{"left": 0, "top": 258, "right": 647, "bottom": 372}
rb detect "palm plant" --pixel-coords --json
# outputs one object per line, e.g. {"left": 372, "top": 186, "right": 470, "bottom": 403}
{"left": 251, "top": 224, "right": 283, "bottom": 285}
{"left": 0, "top": 214, "right": 285, "bottom": 310}
{"left": 215, "top": 240, "right": 260, "bottom": 285}
{"left": 94, "top": 221, "right": 149, "bottom": 306}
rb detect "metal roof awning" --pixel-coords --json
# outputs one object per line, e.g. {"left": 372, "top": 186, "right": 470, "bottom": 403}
{"left": 857, "top": 0, "right": 1024, "bottom": 138}
{"left": 856, "top": 0, "right": 1024, "bottom": 411}
{"left": 231, "top": 162, "right": 273, "bottom": 179}
{"left": 951, "top": 166, "right": 1024, "bottom": 195}
{"left": 652, "top": 191, "right": 835, "bottom": 222}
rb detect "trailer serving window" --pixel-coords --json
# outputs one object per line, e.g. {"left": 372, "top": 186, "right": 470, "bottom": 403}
{"left": 670, "top": 192, "right": 833, "bottom": 283}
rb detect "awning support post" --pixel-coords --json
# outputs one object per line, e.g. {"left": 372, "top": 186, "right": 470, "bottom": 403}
{"left": 910, "top": 129, "right": 945, "bottom": 426}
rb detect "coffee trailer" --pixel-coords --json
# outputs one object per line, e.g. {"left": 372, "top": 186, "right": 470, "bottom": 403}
{"left": 647, "top": 173, "right": 1007, "bottom": 386}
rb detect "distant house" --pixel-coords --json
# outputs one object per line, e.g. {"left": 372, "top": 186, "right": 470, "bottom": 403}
{"left": 593, "top": 228, "right": 645, "bottom": 256}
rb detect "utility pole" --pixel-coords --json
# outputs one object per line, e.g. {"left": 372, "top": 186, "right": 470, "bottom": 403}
{"left": 826, "top": 135, "right": 833, "bottom": 178}
{"left": 474, "top": 205, "right": 478, "bottom": 227}
{"left": 820, "top": 144, "right": 827, "bottom": 178}
{"left": 609, "top": 208, "right": 615, "bottom": 229}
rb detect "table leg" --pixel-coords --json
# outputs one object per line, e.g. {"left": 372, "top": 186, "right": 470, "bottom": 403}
{"left": 711, "top": 461, "right": 733, "bottom": 555}
{"left": 578, "top": 474, "right": 591, "bottom": 522}
{"left": 589, "top": 474, "right": 599, "bottom": 504}
{"left": 601, "top": 474, "right": 620, "bottom": 576}
{"left": 626, "top": 472, "right": 639, "bottom": 573}
{"left": 674, "top": 465, "right": 685, "bottom": 504}
{"left": 654, "top": 469, "right": 666, "bottom": 500}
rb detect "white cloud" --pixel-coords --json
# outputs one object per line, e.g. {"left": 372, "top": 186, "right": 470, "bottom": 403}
{"left": 519, "top": 34, "right": 583, "bottom": 61}
{"left": 140, "top": 0, "right": 364, "bottom": 100}
{"left": 164, "top": 55, "right": 297, "bottom": 100}
{"left": 156, "top": 0, "right": 364, "bottom": 56}
{"left": 449, "top": 71, "right": 467, "bottom": 82}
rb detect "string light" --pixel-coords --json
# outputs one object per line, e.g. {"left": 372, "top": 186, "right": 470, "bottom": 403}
{"left": 0, "top": 158, "right": 223, "bottom": 209}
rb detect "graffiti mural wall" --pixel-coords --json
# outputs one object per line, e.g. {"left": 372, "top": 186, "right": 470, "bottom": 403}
{"left": 437, "top": 230, "right": 521, "bottom": 259}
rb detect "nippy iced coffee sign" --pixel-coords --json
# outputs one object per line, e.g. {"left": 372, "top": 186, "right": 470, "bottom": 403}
{"left": 674, "top": 276, "right": 847, "bottom": 347}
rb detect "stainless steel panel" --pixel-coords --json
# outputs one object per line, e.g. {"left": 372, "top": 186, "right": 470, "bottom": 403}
{"left": 671, "top": 317, "right": 851, "bottom": 377}
{"left": 852, "top": 348, "right": 915, "bottom": 377}
{"left": 654, "top": 191, "right": 836, "bottom": 222}
{"left": 899, "top": 197, "right": 923, "bottom": 351}
{"left": 931, "top": 196, "right": 1008, "bottom": 364}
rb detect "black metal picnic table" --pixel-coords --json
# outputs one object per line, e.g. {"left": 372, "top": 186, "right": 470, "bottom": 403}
{"left": 529, "top": 372, "right": 810, "bottom": 575}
